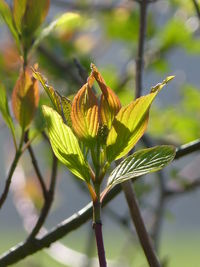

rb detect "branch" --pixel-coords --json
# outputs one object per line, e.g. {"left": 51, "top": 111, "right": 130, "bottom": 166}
{"left": 0, "top": 151, "right": 21, "bottom": 209}
{"left": 135, "top": 0, "right": 148, "bottom": 98}
{"left": 122, "top": 0, "right": 162, "bottom": 266}
{"left": 0, "top": 137, "right": 200, "bottom": 265}
{"left": 0, "top": 132, "right": 24, "bottom": 210}
{"left": 164, "top": 177, "right": 200, "bottom": 197}
{"left": 122, "top": 183, "right": 161, "bottom": 267}
{"left": 192, "top": 0, "right": 200, "bottom": 20}
{"left": 175, "top": 139, "right": 200, "bottom": 159}
{"left": 24, "top": 131, "right": 48, "bottom": 200}
{"left": 27, "top": 154, "right": 58, "bottom": 240}
{"left": 37, "top": 45, "right": 83, "bottom": 88}
{"left": 0, "top": 179, "right": 123, "bottom": 266}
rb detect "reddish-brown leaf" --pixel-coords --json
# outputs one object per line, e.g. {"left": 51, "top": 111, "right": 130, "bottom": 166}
{"left": 91, "top": 64, "right": 121, "bottom": 129}
{"left": 12, "top": 68, "right": 39, "bottom": 130}
{"left": 71, "top": 75, "right": 99, "bottom": 146}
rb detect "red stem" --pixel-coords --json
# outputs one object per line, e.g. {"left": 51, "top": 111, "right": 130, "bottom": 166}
{"left": 93, "top": 222, "right": 107, "bottom": 267}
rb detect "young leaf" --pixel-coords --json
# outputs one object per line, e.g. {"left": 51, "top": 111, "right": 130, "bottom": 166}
{"left": 42, "top": 105, "right": 91, "bottom": 181}
{"left": 19, "top": 0, "right": 50, "bottom": 36}
{"left": 107, "top": 145, "right": 176, "bottom": 190}
{"left": 0, "top": 0, "right": 19, "bottom": 48}
{"left": 91, "top": 64, "right": 121, "bottom": 129}
{"left": 0, "top": 82, "right": 16, "bottom": 143}
{"left": 33, "top": 70, "right": 72, "bottom": 126}
{"left": 13, "top": 0, "right": 27, "bottom": 34}
{"left": 71, "top": 78, "right": 99, "bottom": 146}
{"left": 106, "top": 76, "right": 174, "bottom": 162}
{"left": 12, "top": 68, "right": 39, "bottom": 130}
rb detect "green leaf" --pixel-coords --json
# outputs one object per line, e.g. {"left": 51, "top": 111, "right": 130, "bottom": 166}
{"left": 21, "top": 0, "right": 50, "bottom": 35}
{"left": 0, "top": 0, "right": 20, "bottom": 48}
{"left": 32, "top": 12, "right": 81, "bottom": 50}
{"left": 42, "top": 105, "right": 91, "bottom": 181}
{"left": 0, "top": 82, "right": 16, "bottom": 145}
{"left": 13, "top": 0, "right": 27, "bottom": 34}
{"left": 33, "top": 70, "right": 72, "bottom": 126}
{"left": 107, "top": 145, "right": 176, "bottom": 189}
{"left": 106, "top": 76, "right": 174, "bottom": 162}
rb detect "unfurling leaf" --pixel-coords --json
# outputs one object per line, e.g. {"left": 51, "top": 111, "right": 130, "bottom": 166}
{"left": 42, "top": 105, "right": 91, "bottom": 181}
{"left": 0, "top": 82, "right": 15, "bottom": 142}
{"left": 106, "top": 76, "right": 174, "bottom": 162}
{"left": 33, "top": 70, "right": 72, "bottom": 126}
{"left": 12, "top": 68, "right": 39, "bottom": 130}
{"left": 0, "top": 0, "right": 19, "bottom": 47}
{"left": 91, "top": 64, "right": 121, "bottom": 129}
{"left": 71, "top": 76, "right": 99, "bottom": 146}
{"left": 107, "top": 145, "right": 176, "bottom": 190}
{"left": 13, "top": 0, "right": 50, "bottom": 35}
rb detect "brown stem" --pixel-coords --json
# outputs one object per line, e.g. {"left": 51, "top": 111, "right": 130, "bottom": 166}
{"left": 192, "top": 0, "right": 200, "bottom": 19}
{"left": 27, "top": 154, "right": 58, "bottom": 240}
{"left": 93, "top": 221, "right": 107, "bottom": 267}
{"left": 135, "top": 0, "right": 148, "bottom": 98}
{"left": 0, "top": 151, "right": 21, "bottom": 209}
{"left": 122, "top": 182, "right": 161, "bottom": 267}
{"left": 24, "top": 131, "right": 48, "bottom": 200}
{"left": 122, "top": 0, "right": 161, "bottom": 266}
{"left": 0, "top": 132, "right": 24, "bottom": 210}
{"left": 93, "top": 182, "right": 107, "bottom": 267}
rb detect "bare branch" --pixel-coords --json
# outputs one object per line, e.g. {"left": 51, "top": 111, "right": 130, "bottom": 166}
{"left": 192, "top": 0, "right": 200, "bottom": 20}
{"left": 165, "top": 178, "right": 200, "bottom": 197}
{"left": 27, "top": 154, "right": 58, "bottom": 240}
{"left": 0, "top": 151, "right": 21, "bottom": 209}
{"left": 175, "top": 139, "right": 200, "bottom": 159}
{"left": 0, "top": 132, "right": 24, "bottom": 210}
{"left": 122, "top": 182, "right": 161, "bottom": 267}
{"left": 135, "top": 0, "right": 148, "bottom": 98}
{"left": 24, "top": 131, "right": 48, "bottom": 200}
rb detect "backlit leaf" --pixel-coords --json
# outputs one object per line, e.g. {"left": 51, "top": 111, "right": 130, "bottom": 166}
{"left": 0, "top": 82, "right": 15, "bottom": 142}
{"left": 42, "top": 105, "right": 91, "bottom": 181}
{"left": 21, "top": 0, "right": 50, "bottom": 35}
{"left": 12, "top": 68, "right": 39, "bottom": 130}
{"left": 13, "top": 0, "right": 27, "bottom": 34}
{"left": 107, "top": 145, "right": 176, "bottom": 190}
{"left": 106, "top": 76, "right": 174, "bottom": 162}
{"left": 0, "top": 0, "right": 19, "bottom": 47}
{"left": 71, "top": 75, "right": 99, "bottom": 146}
{"left": 33, "top": 70, "right": 72, "bottom": 126}
{"left": 91, "top": 64, "right": 121, "bottom": 129}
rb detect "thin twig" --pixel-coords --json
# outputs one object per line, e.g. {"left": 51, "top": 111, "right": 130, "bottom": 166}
{"left": 0, "top": 151, "right": 21, "bottom": 209}
{"left": 0, "top": 131, "right": 24, "bottom": 209}
{"left": 164, "top": 177, "right": 200, "bottom": 197}
{"left": 135, "top": 0, "right": 148, "bottom": 98}
{"left": 150, "top": 171, "right": 166, "bottom": 252}
{"left": 175, "top": 139, "right": 200, "bottom": 159}
{"left": 122, "top": 183, "right": 161, "bottom": 267}
{"left": 37, "top": 45, "right": 83, "bottom": 88}
{"left": 123, "top": 0, "right": 161, "bottom": 266}
{"left": 24, "top": 131, "right": 48, "bottom": 200}
{"left": 192, "top": 0, "right": 200, "bottom": 19}
{"left": 27, "top": 154, "right": 58, "bottom": 240}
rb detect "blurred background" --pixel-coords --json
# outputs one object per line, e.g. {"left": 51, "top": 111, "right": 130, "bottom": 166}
{"left": 0, "top": 0, "right": 200, "bottom": 266}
